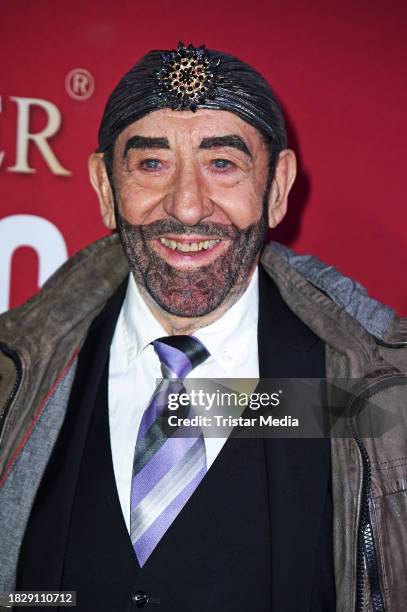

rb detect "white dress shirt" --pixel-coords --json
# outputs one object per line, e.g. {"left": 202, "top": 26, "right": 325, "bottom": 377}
{"left": 109, "top": 269, "right": 259, "bottom": 529}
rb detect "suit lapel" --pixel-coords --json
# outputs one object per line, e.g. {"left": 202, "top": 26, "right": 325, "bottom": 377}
{"left": 258, "top": 265, "right": 332, "bottom": 612}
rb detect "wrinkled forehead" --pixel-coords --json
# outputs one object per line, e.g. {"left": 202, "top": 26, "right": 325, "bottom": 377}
{"left": 114, "top": 108, "right": 268, "bottom": 154}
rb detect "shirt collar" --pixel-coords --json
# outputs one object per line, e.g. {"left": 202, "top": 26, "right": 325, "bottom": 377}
{"left": 122, "top": 268, "right": 259, "bottom": 370}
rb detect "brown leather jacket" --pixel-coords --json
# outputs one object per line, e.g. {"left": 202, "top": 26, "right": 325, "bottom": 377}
{"left": 0, "top": 234, "right": 406, "bottom": 611}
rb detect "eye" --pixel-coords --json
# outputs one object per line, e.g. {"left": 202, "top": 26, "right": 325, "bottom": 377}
{"left": 212, "top": 158, "right": 235, "bottom": 171}
{"left": 139, "top": 158, "right": 162, "bottom": 170}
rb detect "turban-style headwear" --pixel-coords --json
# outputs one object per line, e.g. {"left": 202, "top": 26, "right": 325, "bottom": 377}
{"left": 97, "top": 42, "right": 287, "bottom": 155}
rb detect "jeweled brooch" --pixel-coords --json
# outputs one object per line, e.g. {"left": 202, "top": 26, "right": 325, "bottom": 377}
{"left": 157, "top": 42, "right": 220, "bottom": 112}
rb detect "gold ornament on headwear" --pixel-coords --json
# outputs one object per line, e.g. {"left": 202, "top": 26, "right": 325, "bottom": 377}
{"left": 157, "top": 41, "right": 221, "bottom": 112}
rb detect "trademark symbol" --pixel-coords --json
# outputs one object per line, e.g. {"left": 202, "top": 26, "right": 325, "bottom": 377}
{"left": 65, "top": 68, "right": 95, "bottom": 100}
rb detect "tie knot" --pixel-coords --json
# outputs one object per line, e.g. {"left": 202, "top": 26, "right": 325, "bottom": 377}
{"left": 152, "top": 335, "right": 210, "bottom": 378}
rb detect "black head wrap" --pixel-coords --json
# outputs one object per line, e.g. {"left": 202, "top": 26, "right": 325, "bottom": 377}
{"left": 97, "top": 42, "right": 287, "bottom": 159}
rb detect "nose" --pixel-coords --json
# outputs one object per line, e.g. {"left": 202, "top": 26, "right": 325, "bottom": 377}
{"left": 163, "top": 160, "right": 214, "bottom": 226}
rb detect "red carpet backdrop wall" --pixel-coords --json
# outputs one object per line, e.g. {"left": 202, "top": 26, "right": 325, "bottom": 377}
{"left": 1, "top": 0, "right": 406, "bottom": 314}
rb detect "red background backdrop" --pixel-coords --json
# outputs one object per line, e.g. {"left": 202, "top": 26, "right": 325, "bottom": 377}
{"left": 1, "top": 0, "right": 406, "bottom": 314}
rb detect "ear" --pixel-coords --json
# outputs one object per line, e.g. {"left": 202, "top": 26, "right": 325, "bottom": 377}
{"left": 88, "top": 152, "right": 117, "bottom": 230}
{"left": 267, "top": 149, "right": 297, "bottom": 228}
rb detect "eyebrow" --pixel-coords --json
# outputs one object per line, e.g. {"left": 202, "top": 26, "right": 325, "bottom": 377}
{"left": 199, "top": 135, "right": 252, "bottom": 158}
{"left": 124, "top": 135, "right": 170, "bottom": 157}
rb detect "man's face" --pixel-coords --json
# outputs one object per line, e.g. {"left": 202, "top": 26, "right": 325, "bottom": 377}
{"left": 100, "top": 109, "right": 275, "bottom": 317}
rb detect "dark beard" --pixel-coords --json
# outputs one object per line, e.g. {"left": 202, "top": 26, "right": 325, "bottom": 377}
{"left": 116, "top": 206, "right": 268, "bottom": 317}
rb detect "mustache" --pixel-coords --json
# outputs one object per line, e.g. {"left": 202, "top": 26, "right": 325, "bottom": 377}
{"left": 121, "top": 218, "right": 241, "bottom": 240}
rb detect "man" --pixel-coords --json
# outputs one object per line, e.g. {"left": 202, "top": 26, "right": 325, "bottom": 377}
{"left": 0, "top": 43, "right": 406, "bottom": 612}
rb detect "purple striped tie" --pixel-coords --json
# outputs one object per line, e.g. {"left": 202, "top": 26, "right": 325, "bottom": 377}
{"left": 130, "top": 335, "right": 210, "bottom": 566}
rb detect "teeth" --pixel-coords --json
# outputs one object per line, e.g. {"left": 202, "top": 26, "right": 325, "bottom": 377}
{"left": 159, "top": 238, "right": 220, "bottom": 252}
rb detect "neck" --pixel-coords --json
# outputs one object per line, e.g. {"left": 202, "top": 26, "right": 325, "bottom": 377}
{"left": 136, "top": 261, "right": 258, "bottom": 336}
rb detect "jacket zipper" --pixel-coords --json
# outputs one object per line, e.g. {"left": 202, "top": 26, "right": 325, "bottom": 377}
{"left": 349, "top": 374, "right": 407, "bottom": 612}
{"left": 353, "top": 433, "right": 384, "bottom": 612}
{"left": 0, "top": 342, "right": 22, "bottom": 442}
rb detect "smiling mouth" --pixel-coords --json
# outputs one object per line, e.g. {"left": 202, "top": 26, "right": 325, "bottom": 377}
{"left": 158, "top": 237, "right": 221, "bottom": 253}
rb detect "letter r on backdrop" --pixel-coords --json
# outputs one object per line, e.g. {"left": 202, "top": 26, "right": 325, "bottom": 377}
{"left": 7, "top": 97, "right": 71, "bottom": 176}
